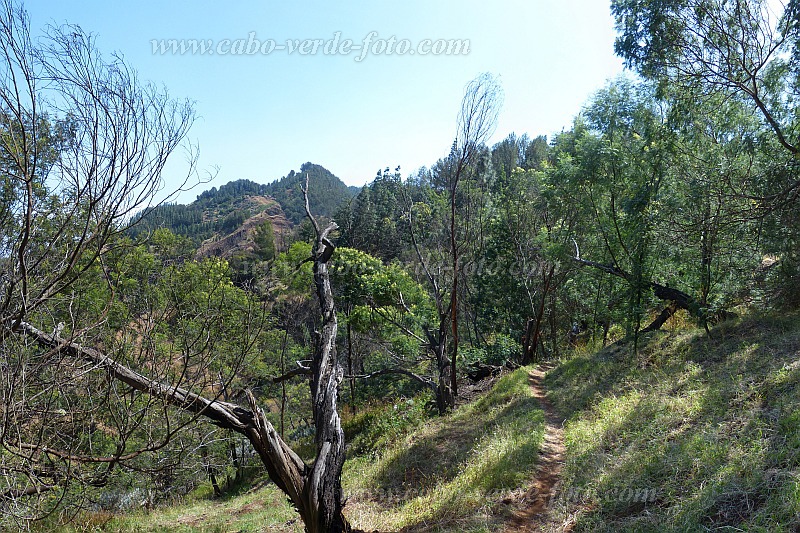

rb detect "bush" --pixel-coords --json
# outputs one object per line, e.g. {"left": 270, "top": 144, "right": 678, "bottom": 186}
{"left": 343, "top": 396, "right": 430, "bottom": 456}
{"left": 460, "top": 333, "right": 522, "bottom": 369}
{"left": 485, "top": 333, "right": 521, "bottom": 364}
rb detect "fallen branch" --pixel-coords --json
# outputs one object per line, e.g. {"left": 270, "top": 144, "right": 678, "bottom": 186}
{"left": 9, "top": 320, "right": 307, "bottom": 507}
{"left": 0, "top": 484, "right": 57, "bottom": 501}
{"left": 346, "top": 367, "right": 437, "bottom": 391}
{"left": 466, "top": 361, "right": 519, "bottom": 382}
{"left": 641, "top": 303, "right": 679, "bottom": 333}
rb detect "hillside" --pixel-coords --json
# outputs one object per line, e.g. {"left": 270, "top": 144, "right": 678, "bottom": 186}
{"left": 545, "top": 313, "right": 800, "bottom": 532}
{"left": 262, "top": 162, "right": 357, "bottom": 224}
{"left": 195, "top": 196, "right": 292, "bottom": 259}
{"left": 10, "top": 2, "right": 800, "bottom": 532}
{"left": 61, "top": 368, "right": 545, "bottom": 532}
{"left": 130, "top": 163, "right": 356, "bottom": 244}
{"left": 55, "top": 313, "right": 800, "bottom": 532}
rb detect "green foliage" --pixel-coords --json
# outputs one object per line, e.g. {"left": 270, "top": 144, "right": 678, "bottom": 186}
{"left": 330, "top": 247, "right": 437, "bottom": 402}
{"left": 343, "top": 396, "right": 430, "bottom": 455}
{"left": 336, "top": 167, "right": 407, "bottom": 261}
{"left": 485, "top": 333, "right": 521, "bottom": 365}
{"left": 273, "top": 241, "right": 313, "bottom": 294}
{"left": 331, "top": 247, "right": 433, "bottom": 321}
{"left": 610, "top": 0, "right": 800, "bottom": 313}
{"left": 460, "top": 334, "right": 521, "bottom": 368}
{"left": 130, "top": 184, "right": 263, "bottom": 245}
{"left": 253, "top": 218, "right": 276, "bottom": 261}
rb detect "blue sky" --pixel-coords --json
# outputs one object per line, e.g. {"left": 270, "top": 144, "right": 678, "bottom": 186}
{"left": 26, "top": 1, "right": 625, "bottom": 204}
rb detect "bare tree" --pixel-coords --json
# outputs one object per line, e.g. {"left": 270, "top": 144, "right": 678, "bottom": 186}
{"left": 0, "top": 5, "right": 196, "bottom": 331}
{"left": 448, "top": 73, "right": 502, "bottom": 397}
{"left": 293, "top": 174, "right": 349, "bottom": 531}
{"left": 407, "top": 73, "right": 502, "bottom": 411}
{"left": 0, "top": 0, "right": 198, "bottom": 522}
{"left": 0, "top": 4, "right": 353, "bottom": 531}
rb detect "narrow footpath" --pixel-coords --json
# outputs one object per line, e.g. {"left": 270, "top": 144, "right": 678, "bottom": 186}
{"left": 504, "top": 365, "right": 571, "bottom": 532}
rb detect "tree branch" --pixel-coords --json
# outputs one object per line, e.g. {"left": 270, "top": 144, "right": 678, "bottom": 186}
{"left": 301, "top": 172, "right": 321, "bottom": 237}
{"left": 346, "top": 367, "right": 437, "bottom": 391}
{"left": 571, "top": 243, "right": 703, "bottom": 318}
{"left": 6, "top": 320, "right": 309, "bottom": 511}
{"left": 0, "top": 484, "right": 57, "bottom": 502}
{"left": 272, "top": 362, "right": 312, "bottom": 384}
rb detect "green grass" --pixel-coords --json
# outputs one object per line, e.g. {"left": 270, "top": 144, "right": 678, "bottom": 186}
{"left": 45, "top": 312, "right": 800, "bottom": 531}
{"left": 59, "top": 481, "right": 302, "bottom": 533}
{"left": 342, "top": 395, "right": 431, "bottom": 456}
{"left": 344, "top": 368, "right": 546, "bottom": 532}
{"left": 546, "top": 312, "right": 800, "bottom": 532}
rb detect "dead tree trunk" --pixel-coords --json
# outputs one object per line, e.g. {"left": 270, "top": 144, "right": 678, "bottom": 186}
{"left": 299, "top": 176, "right": 349, "bottom": 532}
{"left": 407, "top": 198, "right": 456, "bottom": 415}
{"left": 521, "top": 265, "right": 554, "bottom": 365}
{"left": 428, "top": 318, "right": 454, "bottom": 414}
{"left": 10, "top": 318, "right": 353, "bottom": 532}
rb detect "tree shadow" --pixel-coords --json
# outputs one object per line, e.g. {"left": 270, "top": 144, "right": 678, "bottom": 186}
{"left": 347, "top": 371, "right": 547, "bottom": 531}
{"left": 545, "top": 339, "right": 639, "bottom": 418}
{"left": 371, "top": 396, "right": 541, "bottom": 495}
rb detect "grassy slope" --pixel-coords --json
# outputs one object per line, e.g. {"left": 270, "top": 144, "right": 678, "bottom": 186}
{"left": 82, "top": 368, "right": 545, "bottom": 532}
{"left": 96, "top": 484, "right": 303, "bottom": 533}
{"left": 546, "top": 312, "right": 800, "bottom": 532}
{"left": 62, "top": 312, "right": 800, "bottom": 532}
{"left": 344, "top": 369, "right": 545, "bottom": 532}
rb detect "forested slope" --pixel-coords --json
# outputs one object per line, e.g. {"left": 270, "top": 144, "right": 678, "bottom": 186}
{"left": 130, "top": 162, "right": 356, "bottom": 243}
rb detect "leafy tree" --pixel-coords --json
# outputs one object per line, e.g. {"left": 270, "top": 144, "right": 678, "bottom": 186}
{"left": 253, "top": 218, "right": 276, "bottom": 261}
{"left": 336, "top": 166, "right": 406, "bottom": 262}
{"left": 523, "top": 134, "right": 550, "bottom": 170}
{"left": 612, "top": 0, "right": 800, "bottom": 306}
{"left": 474, "top": 161, "right": 576, "bottom": 363}
{"left": 660, "top": 90, "right": 763, "bottom": 313}
{"left": 330, "top": 247, "right": 436, "bottom": 405}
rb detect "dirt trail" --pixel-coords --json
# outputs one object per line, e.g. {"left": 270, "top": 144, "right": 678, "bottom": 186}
{"left": 504, "top": 365, "right": 571, "bottom": 532}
